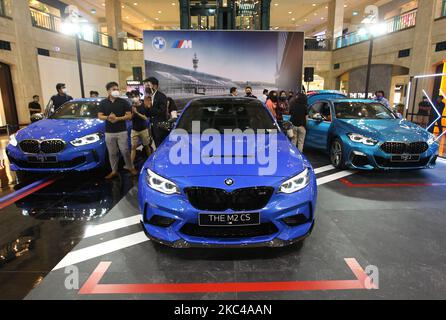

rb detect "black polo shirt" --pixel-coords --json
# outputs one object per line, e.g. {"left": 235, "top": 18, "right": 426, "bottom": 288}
{"left": 51, "top": 94, "right": 73, "bottom": 110}
{"left": 99, "top": 97, "right": 131, "bottom": 133}
{"left": 132, "top": 103, "right": 151, "bottom": 132}
{"left": 28, "top": 101, "right": 41, "bottom": 115}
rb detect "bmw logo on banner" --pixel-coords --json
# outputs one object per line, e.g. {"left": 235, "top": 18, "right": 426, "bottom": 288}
{"left": 152, "top": 36, "right": 166, "bottom": 51}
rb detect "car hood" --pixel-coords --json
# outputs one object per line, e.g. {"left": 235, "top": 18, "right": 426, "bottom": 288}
{"left": 16, "top": 119, "right": 105, "bottom": 142}
{"left": 147, "top": 133, "right": 307, "bottom": 178}
{"left": 337, "top": 119, "right": 432, "bottom": 142}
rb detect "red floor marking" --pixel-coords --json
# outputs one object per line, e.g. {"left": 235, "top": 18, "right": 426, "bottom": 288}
{"left": 340, "top": 178, "right": 446, "bottom": 188}
{"left": 0, "top": 178, "right": 59, "bottom": 210}
{"left": 78, "top": 258, "right": 376, "bottom": 295}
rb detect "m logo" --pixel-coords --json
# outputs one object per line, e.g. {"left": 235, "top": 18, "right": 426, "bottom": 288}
{"left": 172, "top": 40, "right": 193, "bottom": 49}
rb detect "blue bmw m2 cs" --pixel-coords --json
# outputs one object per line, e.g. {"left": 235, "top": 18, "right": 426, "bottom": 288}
{"left": 305, "top": 97, "right": 439, "bottom": 170}
{"left": 7, "top": 99, "right": 109, "bottom": 173}
{"left": 138, "top": 97, "right": 317, "bottom": 248}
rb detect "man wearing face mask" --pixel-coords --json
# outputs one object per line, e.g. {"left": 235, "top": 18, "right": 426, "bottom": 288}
{"left": 144, "top": 77, "right": 168, "bottom": 147}
{"left": 129, "top": 90, "right": 153, "bottom": 164}
{"left": 50, "top": 83, "right": 73, "bottom": 112}
{"left": 265, "top": 90, "right": 278, "bottom": 119}
{"left": 98, "top": 82, "right": 138, "bottom": 179}
{"left": 245, "top": 86, "right": 257, "bottom": 99}
{"left": 276, "top": 91, "right": 289, "bottom": 122}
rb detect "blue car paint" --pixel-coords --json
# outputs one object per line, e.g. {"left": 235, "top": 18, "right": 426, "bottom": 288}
{"left": 6, "top": 98, "right": 134, "bottom": 173}
{"left": 138, "top": 97, "right": 317, "bottom": 248}
{"left": 305, "top": 97, "right": 439, "bottom": 170}
{"left": 307, "top": 90, "right": 347, "bottom": 106}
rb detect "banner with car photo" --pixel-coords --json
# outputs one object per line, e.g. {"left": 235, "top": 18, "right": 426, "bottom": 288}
{"left": 143, "top": 30, "right": 304, "bottom": 109}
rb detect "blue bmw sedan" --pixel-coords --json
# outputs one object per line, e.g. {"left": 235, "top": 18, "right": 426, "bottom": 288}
{"left": 7, "top": 98, "right": 109, "bottom": 173}
{"left": 305, "top": 97, "right": 439, "bottom": 170}
{"left": 138, "top": 97, "right": 317, "bottom": 248}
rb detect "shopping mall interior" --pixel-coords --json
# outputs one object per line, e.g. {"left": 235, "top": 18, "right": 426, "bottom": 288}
{"left": 0, "top": 0, "right": 446, "bottom": 303}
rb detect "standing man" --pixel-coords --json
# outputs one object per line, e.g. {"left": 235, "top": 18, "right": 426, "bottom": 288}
{"left": 144, "top": 77, "right": 168, "bottom": 147}
{"left": 289, "top": 93, "right": 308, "bottom": 152}
{"left": 435, "top": 95, "right": 445, "bottom": 136}
{"left": 130, "top": 90, "right": 152, "bottom": 164}
{"left": 417, "top": 96, "right": 431, "bottom": 127}
{"left": 374, "top": 90, "right": 390, "bottom": 109}
{"left": 50, "top": 83, "right": 73, "bottom": 112}
{"left": 244, "top": 86, "right": 257, "bottom": 99}
{"left": 28, "top": 95, "right": 41, "bottom": 117}
{"left": 258, "top": 89, "right": 269, "bottom": 104}
{"left": 230, "top": 87, "right": 238, "bottom": 97}
{"left": 98, "top": 82, "right": 138, "bottom": 179}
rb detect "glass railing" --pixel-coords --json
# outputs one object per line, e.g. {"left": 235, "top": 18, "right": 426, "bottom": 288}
{"left": 335, "top": 9, "right": 417, "bottom": 49}
{"left": 0, "top": 0, "right": 12, "bottom": 18}
{"left": 442, "top": 0, "right": 446, "bottom": 17}
{"left": 305, "top": 37, "right": 331, "bottom": 51}
{"left": 29, "top": 7, "right": 113, "bottom": 49}
{"left": 121, "top": 37, "right": 144, "bottom": 51}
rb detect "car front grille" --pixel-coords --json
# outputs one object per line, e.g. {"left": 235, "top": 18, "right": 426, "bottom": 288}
{"left": 380, "top": 142, "right": 429, "bottom": 155}
{"left": 19, "top": 140, "right": 40, "bottom": 153}
{"left": 180, "top": 223, "right": 278, "bottom": 239}
{"left": 184, "top": 187, "right": 274, "bottom": 211}
{"left": 19, "top": 139, "right": 66, "bottom": 154}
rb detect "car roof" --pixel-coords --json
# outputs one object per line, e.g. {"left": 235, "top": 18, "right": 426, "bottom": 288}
{"left": 69, "top": 98, "right": 103, "bottom": 103}
{"left": 68, "top": 97, "right": 131, "bottom": 103}
{"left": 307, "top": 90, "right": 347, "bottom": 96}
{"left": 188, "top": 96, "right": 264, "bottom": 104}
{"left": 329, "top": 98, "right": 377, "bottom": 103}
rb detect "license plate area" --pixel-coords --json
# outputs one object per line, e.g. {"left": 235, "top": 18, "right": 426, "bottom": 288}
{"left": 391, "top": 154, "right": 420, "bottom": 162}
{"left": 28, "top": 155, "right": 58, "bottom": 163}
{"left": 199, "top": 212, "right": 260, "bottom": 227}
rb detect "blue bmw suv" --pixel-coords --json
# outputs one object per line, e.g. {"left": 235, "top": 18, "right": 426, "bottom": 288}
{"left": 138, "top": 97, "right": 317, "bottom": 248}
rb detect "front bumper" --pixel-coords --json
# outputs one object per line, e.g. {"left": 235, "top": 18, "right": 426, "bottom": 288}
{"left": 138, "top": 173, "right": 317, "bottom": 248}
{"left": 6, "top": 141, "right": 107, "bottom": 172}
{"left": 341, "top": 138, "right": 439, "bottom": 170}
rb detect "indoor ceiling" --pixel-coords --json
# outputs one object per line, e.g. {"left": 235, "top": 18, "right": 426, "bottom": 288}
{"left": 64, "top": 0, "right": 394, "bottom": 37}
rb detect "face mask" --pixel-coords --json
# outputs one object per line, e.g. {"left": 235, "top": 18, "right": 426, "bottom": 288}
{"left": 62, "top": 88, "right": 68, "bottom": 94}
{"left": 111, "top": 90, "right": 120, "bottom": 98}
{"left": 271, "top": 96, "right": 278, "bottom": 102}
{"left": 132, "top": 97, "right": 139, "bottom": 103}
{"left": 246, "top": 92, "right": 252, "bottom": 96}
{"left": 280, "top": 96, "right": 287, "bottom": 100}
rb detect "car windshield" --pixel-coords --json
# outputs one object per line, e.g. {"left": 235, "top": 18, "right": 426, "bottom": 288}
{"left": 176, "top": 99, "right": 277, "bottom": 133}
{"left": 50, "top": 102, "right": 100, "bottom": 119}
{"left": 334, "top": 102, "right": 396, "bottom": 120}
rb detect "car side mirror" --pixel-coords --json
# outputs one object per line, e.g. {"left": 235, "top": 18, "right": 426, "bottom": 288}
{"left": 30, "top": 113, "right": 44, "bottom": 123}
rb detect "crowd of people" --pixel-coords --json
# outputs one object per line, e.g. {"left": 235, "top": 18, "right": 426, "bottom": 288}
{"left": 26, "top": 82, "right": 445, "bottom": 178}
{"left": 229, "top": 86, "right": 308, "bottom": 152}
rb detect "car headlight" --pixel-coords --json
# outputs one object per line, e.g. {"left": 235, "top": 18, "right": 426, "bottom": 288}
{"left": 279, "top": 168, "right": 311, "bottom": 194}
{"left": 70, "top": 133, "right": 103, "bottom": 147}
{"left": 347, "top": 133, "right": 378, "bottom": 146}
{"left": 146, "top": 169, "right": 180, "bottom": 195}
{"left": 9, "top": 134, "right": 18, "bottom": 147}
